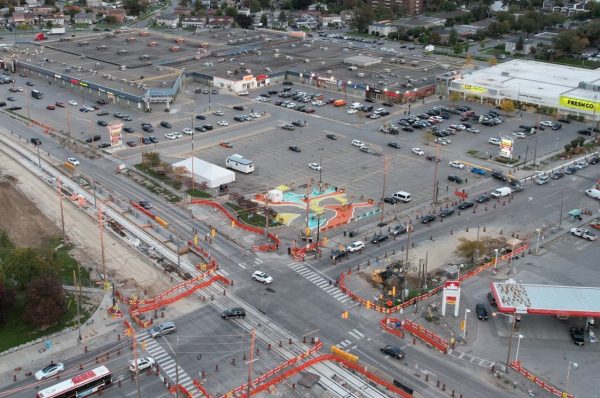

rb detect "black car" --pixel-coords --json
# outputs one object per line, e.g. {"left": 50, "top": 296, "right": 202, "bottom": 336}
{"left": 384, "top": 197, "right": 399, "bottom": 205}
{"left": 9, "top": 106, "right": 23, "bottom": 111}
{"left": 30, "top": 138, "right": 42, "bottom": 146}
{"left": 551, "top": 170, "right": 564, "bottom": 179}
{"left": 86, "top": 134, "right": 102, "bottom": 143}
{"left": 491, "top": 171, "right": 507, "bottom": 182}
{"left": 160, "top": 121, "right": 172, "bottom": 128}
{"left": 292, "top": 120, "right": 306, "bottom": 127}
{"left": 371, "top": 234, "right": 388, "bottom": 244}
{"left": 440, "top": 208, "right": 455, "bottom": 218}
{"left": 390, "top": 224, "right": 407, "bottom": 236}
{"left": 382, "top": 102, "right": 394, "bottom": 107}
{"left": 387, "top": 142, "right": 401, "bottom": 149}
{"left": 330, "top": 249, "right": 348, "bottom": 261}
{"left": 361, "top": 105, "right": 373, "bottom": 112}
{"left": 233, "top": 116, "right": 246, "bottom": 122}
{"left": 0, "top": 101, "right": 5, "bottom": 107}
{"left": 97, "top": 120, "right": 108, "bottom": 126}
{"left": 421, "top": 214, "right": 436, "bottom": 224}
{"left": 476, "top": 304, "right": 488, "bottom": 320}
{"left": 476, "top": 193, "right": 490, "bottom": 203}
{"left": 289, "top": 145, "right": 301, "bottom": 152}
{"left": 142, "top": 137, "right": 152, "bottom": 144}
{"left": 7, "top": 96, "right": 15, "bottom": 101}
{"left": 222, "top": 307, "right": 246, "bottom": 320}
{"left": 577, "top": 129, "right": 591, "bottom": 136}
{"left": 233, "top": 105, "right": 244, "bottom": 111}
{"left": 195, "top": 126, "right": 207, "bottom": 132}
{"left": 551, "top": 123, "right": 562, "bottom": 130}
{"left": 203, "top": 124, "right": 214, "bottom": 131}
{"left": 126, "top": 140, "right": 137, "bottom": 147}
{"left": 195, "top": 114, "right": 206, "bottom": 120}
{"left": 365, "top": 97, "right": 376, "bottom": 103}
{"left": 564, "top": 165, "right": 578, "bottom": 174}
{"left": 457, "top": 201, "right": 474, "bottom": 210}
{"left": 142, "top": 125, "right": 154, "bottom": 133}
{"left": 380, "top": 345, "right": 405, "bottom": 359}
{"left": 267, "top": 90, "right": 278, "bottom": 95}
{"left": 123, "top": 127, "right": 134, "bottom": 133}
{"left": 557, "top": 118, "right": 571, "bottom": 124}
{"left": 402, "top": 126, "right": 414, "bottom": 132}
{"left": 326, "top": 134, "right": 337, "bottom": 140}
{"left": 448, "top": 175, "right": 463, "bottom": 184}
{"left": 589, "top": 156, "right": 600, "bottom": 165}
{"left": 570, "top": 327, "right": 585, "bottom": 346}
{"left": 138, "top": 200, "right": 152, "bottom": 209}
{"left": 97, "top": 99, "right": 108, "bottom": 105}
{"left": 97, "top": 111, "right": 109, "bottom": 116}
{"left": 149, "top": 136, "right": 159, "bottom": 144}
{"left": 98, "top": 142, "right": 111, "bottom": 149}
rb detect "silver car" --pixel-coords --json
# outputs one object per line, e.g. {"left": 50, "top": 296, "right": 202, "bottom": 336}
{"left": 149, "top": 321, "right": 176, "bottom": 338}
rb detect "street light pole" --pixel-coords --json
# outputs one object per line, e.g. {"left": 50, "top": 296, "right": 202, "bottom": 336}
{"left": 515, "top": 334, "right": 524, "bottom": 363}
{"left": 565, "top": 361, "right": 578, "bottom": 391}
{"left": 535, "top": 228, "right": 542, "bottom": 254}
{"left": 493, "top": 248, "right": 499, "bottom": 273}
{"left": 504, "top": 314, "right": 517, "bottom": 373}
{"left": 462, "top": 308, "right": 470, "bottom": 340}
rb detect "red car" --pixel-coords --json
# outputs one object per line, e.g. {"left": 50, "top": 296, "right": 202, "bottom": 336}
{"left": 304, "top": 108, "right": 315, "bottom": 114}
{"left": 46, "top": 104, "right": 56, "bottom": 110}
{"left": 219, "top": 141, "right": 233, "bottom": 148}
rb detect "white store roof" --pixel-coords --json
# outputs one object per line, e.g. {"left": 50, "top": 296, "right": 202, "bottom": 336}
{"left": 491, "top": 281, "right": 600, "bottom": 317}
{"left": 172, "top": 157, "right": 235, "bottom": 189}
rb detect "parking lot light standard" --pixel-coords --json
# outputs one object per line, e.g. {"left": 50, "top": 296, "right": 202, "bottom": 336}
{"left": 462, "top": 308, "right": 470, "bottom": 340}
{"left": 493, "top": 311, "right": 518, "bottom": 373}
{"left": 515, "top": 334, "right": 524, "bottom": 363}
{"left": 565, "top": 361, "right": 578, "bottom": 391}
{"left": 535, "top": 228, "right": 542, "bottom": 254}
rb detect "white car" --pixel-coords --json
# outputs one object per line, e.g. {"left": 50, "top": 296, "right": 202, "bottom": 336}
{"left": 249, "top": 112, "right": 261, "bottom": 118}
{"left": 347, "top": 108, "right": 358, "bottom": 114}
{"left": 308, "top": 162, "right": 322, "bottom": 171}
{"left": 540, "top": 120, "right": 554, "bottom": 127}
{"left": 35, "top": 363, "right": 65, "bottom": 380}
{"left": 412, "top": 147, "right": 424, "bottom": 156}
{"left": 165, "top": 133, "right": 178, "bottom": 140}
{"left": 347, "top": 240, "right": 365, "bottom": 253}
{"left": 351, "top": 139, "right": 366, "bottom": 148}
{"left": 68, "top": 100, "right": 78, "bottom": 106}
{"left": 434, "top": 138, "right": 450, "bottom": 145}
{"left": 129, "top": 357, "right": 155, "bottom": 372}
{"left": 369, "top": 113, "right": 381, "bottom": 119}
{"left": 67, "top": 157, "right": 80, "bottom": 166}
{"left": 449, "top": 124, "right": 465, "bottom": 131}
{"left": 513, "top": 132, "right": 526, "bottom": 139}
{"left": 488, "top": 137, "right": 501, "bottom": 145}
{"left": 570, "top": 228, "right": 597, "bottom": 241}
{"left": 252, "top": 270, "right": 273, "bottom": 284}
{"left": 217, "top": 121, "right": 229, "bottom": 126}
{"left": 212, "top": 110, "right": 224, "bottom": 116}
{"left": 574, "top": 160, "right": 587, "bottom": 169}
{"left": 449, "top": 160, "right": 465, "bottom": 169}
{"left": 286, "top": 102, "right": 296, "bottom": 108}
{"left": 466, "top": 128, "right": 480, "bottom": 134}
{"left": 238, "top": 91, "right": 249, "bottom": 96}
{"left": 182, "top": 128, "right": 193, "bottom": 135}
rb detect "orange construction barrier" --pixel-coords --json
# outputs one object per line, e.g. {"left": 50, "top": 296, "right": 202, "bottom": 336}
{"left": 401, "top": 319, "right": 448, "bottom": 353}
{"left": 510, "top": 361, "right": 574, "bottom": 398}
{"left": 380, "top": 317, "right": 404, "bottom": 338}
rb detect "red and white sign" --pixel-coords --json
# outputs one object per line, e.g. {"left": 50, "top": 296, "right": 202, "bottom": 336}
{"left": 442, "top": 280, "right": 462, "bottom": 317}
{"left": 108, "top": 121, "right": 123, "bottom": 147}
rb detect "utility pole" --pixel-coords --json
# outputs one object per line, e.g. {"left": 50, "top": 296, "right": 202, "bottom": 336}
{"left": 305, "top": 177, "right": 311, "bottom": 246}
{"left": 176, "top": 337, "right": 180, "bottom": 398}
{"left": 58, "top": 177, "right": 66, "bottom": 244}
{"left": 559, "top": 189, "right": 564, "bottom": 228}
{"left": 432, "top": 144, "right": 440, "bottom": 205}
{"left": 264, "top": 185, "right": 269, "bottom": 239}
{"left": 246, "top": 329, "right": 256, "bottom": 398}
{"left": 191, "top": 117, "right": 195, "bottom": 192}
{"left": 98, "top": 203, "right": 107, "bottom": 281}
{"left": 532, "top": 115, "right": 540, "bottom": 167}
{"left": 380, "top": 156, "right": 390, "bottom": 224}
{"left": 73, "top": 268, "right": 82, "bottom": 342}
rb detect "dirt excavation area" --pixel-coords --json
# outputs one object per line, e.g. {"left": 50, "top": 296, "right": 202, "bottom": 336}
{"left": 0, "top": 152, "right": 172, "bottom": 299}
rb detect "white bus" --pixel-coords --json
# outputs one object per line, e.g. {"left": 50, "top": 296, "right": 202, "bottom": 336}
{"left": 226, "top": 154, "right": 255, "bottom": 174}
{"left": 36, "top": 366, "right": 112, "bottom": 398}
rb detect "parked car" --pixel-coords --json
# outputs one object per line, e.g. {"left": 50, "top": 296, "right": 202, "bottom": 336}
{"left": 412, "top": 147, "right": 425, "bottom": 156}
{"left": 449, "top": 161, "right": 465, "bottom": 169}
{"left": 570, "top": 228, "right": 597, "bottom": 241}
{"left": 330, "top": 249, "right": 347, "bottom": 261}
{"left": 222, "top": 307, "right": 246, "bottom": 319}
{"left": 570, "top": 327, "right": 585, "bottom": 346}
{"left": 326, "top": 134, "right": 337, "bottom": 140}
{"left": 384, "top": 197, "right": 399, "bottom": 205}
{"left": 457, "top": 201, "right": 474, "bottom": 210}
{"left": 440, "top": 208, "right": 455, "bottom": 218}
{"left": 160, "top": 121, "right": 172, "bottom": 128}
{"left": 390, "top": 225, "right": 407, "bottom": 236}
{"left": 371, "top": 234, "right": 388, "bottom": 244}
{"left": 471, "top": 168, "right": 486, "bottom": 175}
{"left": 289, "top": 145, "right": 301, "bottom": 152}
{"left": 448, "top": 175, "right": 463, "bottom": 184}
{"left": 35, "top": 363, "right": 65, "bottom": 381}
{"left": 476, "top": 194, "right": 490, "bottom": 203}
{"left": 347, "top": 241, "right": 365, "bottom": 253}
{"left": 421, "top": 214, "right": 436, "bottom": 224}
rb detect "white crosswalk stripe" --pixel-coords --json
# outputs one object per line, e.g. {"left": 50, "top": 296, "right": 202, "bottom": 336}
{"left": 254, "top": 258, "right": 263, "bottom": 264}
{"left": 237, "top": 263, "right": 246, "bottom": 269}
{"left": 287, "top": 262, "right": 350, "bottom": 303}
{"left": 218, "top": 269, "right": 229, "bottom": 276}
{"left": 348, "top": 330, "right": 362, "bottom": 339}
{"left": 352, "top": 329, "right": 365, "bottom": 338}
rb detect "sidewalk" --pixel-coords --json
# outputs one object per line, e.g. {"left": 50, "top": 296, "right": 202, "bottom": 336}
{"left": 0, "top": 289, "right": 122, "bottom": 388}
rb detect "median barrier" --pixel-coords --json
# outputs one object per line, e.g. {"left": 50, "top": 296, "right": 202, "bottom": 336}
{"left": 510, "top": 361, "right": 574, "bottom": 398}
{"left": 401, "top": 319, "right": 448, "bottom": 354}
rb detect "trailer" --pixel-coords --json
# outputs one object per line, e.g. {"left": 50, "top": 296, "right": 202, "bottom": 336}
{"left": 226, "top": 154, "right": 255, "bottom": 174}
{"left": 49, "top": 27, "right": 66, "bottom": 35}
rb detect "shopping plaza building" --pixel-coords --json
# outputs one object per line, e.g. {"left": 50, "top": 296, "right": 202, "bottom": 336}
{"left": 449, "top": 60, "right": 600, "bottom": 119}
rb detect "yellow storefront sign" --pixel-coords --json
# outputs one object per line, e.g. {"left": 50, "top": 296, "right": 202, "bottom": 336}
{"left": 559, "top": 96, "right": 600, "bottom": 113}
{"left": 463, "top": 84, "right": 487, "bottom": 93}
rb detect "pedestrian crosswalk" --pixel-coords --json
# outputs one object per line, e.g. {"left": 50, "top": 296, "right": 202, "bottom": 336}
{"left": 138, "top": 334, "right": 198, "bottom": 396}
{"left": 237, "top": 256, "right": 264, "bottom": 270}
{"left": 288, "top": 262, "right": 349, "bottom": 303}
{"left": 336, "top": 329, "right": 365, "bottom": 350}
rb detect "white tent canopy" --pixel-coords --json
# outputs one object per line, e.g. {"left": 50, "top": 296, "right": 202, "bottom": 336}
{"left": 172, "top": 157, "right": 235, "bottom": 189}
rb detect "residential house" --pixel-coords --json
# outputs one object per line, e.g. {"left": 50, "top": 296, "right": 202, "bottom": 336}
{"left": 156, "top": 13, "right": 179, "bottom": 27}
{"left": 104, "top": 8, "right": 127, "bottom": 23}
{"left": 74, "top": 12, "right": 96, "bottom": 25}
{"left": 181, "top": 16, "right": 205, "bottom": 28}
{"left": 368, "top": 21, "right": 397, "bottom": 37}
{"left": 340, "top": 10, "right": 353, "bottom": 25}
{"left": 86, "top": 0, "right": 102, "bottom": 7}
{"left": 395, "top": 16, "right": 445, "bottom": 29}
{"left": 319, "top": 14, "right": 341, "bottom": 28}
{"left": 207, "top": 16, "right": 233, "bottom": 28}
{"left": 42, "top": 12, "right": 65, "bottom": 26}
{"left": 294, "top": 13, "right": 318, "bottom": 30}
{"left": 238, "top": 7, "right": 251, "bottom": 16}
{"left": 505, "top": 37, "right": 537, "bottom": 54}
{"left": 542, "top": 0, "right": 587, "bottom": 15}
{"left": 308, "top": 2, "right": 328, "bottom": 11}
{"left": 172, "top": 6, "right": 192, "bottom": 16}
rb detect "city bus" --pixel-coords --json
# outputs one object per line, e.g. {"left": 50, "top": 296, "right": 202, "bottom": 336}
{"left": 36, "top": 366, "right": 112, "bottom": 398}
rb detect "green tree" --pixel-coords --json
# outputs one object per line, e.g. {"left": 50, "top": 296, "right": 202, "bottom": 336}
{"left": 448, "top": 28, "right": 458, "bottom": 47}
{"left": 291, "top": 0, "right": 311, "bottom": 9}
{"left": 235, "top": 14, "right": 253, "bottom": 28}
{"left": 142, "top": 152, "right": 161, "bottom": 168}
{"left": 23, "top": 276, "right": 66, "bottom": 328}
{"left": 0, "top": 282, "right": 15, "bottom": 326}
{"left": 350, "top": 3, "right": 374, "bottom": 33}
{"left": 1, "top": 248, "right": 60, "bottom": 289}
{"left": 500, "top": 99, "right": 515, "bottom": 114}
{"left": 123, "top": 0, "right": 149, "bottom": 16}
{"left": 260, "top": 13, "right": 268, "bottom": 27}
{"left": 516, "top": 36, "right": 524, "bottom": 52}
{"left": 249, "top": 0, "right": 261, "bottom": 12}
{"left": 278, "top": 10, "right": 286, "bottom": 22}
{"left": 224, "top": 6, "right": 238, "bottom": 17}
{"left": 488, "top": 55, "right": 497, "bottom": 66}
{"left": 454, "top": 237, "right": 488, "bottom": 265}
{"left": 179, "top": 0, "right": 190, "bottom": 5}
{"left": 104, "top": 15, "right": 118, "bottom": 24}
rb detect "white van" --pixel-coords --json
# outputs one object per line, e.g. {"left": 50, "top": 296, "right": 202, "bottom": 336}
{"left": 392, "top": 191, "right": 411, "bottom": 203}
{"left": 585, "top": 188, "right": 600, "bottom": 200}
{"left": 490, "top": 187, "right": 512, "bottom": 198}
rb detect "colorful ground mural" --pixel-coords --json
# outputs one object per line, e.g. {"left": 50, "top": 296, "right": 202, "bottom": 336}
{"left": 255, "top": 185, "right": 379, "bottom": 232}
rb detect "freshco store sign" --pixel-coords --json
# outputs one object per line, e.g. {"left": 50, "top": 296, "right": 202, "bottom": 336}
{"left": 559, "top": 96, "right": 600, "bottom": 113}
